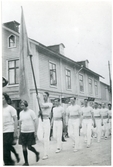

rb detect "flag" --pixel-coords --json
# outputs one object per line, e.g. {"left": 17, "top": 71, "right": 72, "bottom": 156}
{"left": 19, "top": 7, "right": 31, "bottom": 102}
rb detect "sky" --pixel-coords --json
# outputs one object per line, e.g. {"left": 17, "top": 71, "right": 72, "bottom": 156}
{"left": 1, "top": 0, "right": 112, "bottom": 85}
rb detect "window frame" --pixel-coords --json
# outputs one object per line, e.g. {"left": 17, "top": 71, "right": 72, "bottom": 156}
{"left": 49, "top": 61, "right": 57, "bottom": 87}
{"left": 94, "top": 80, "right": 98, "bottom": 95}
{"left": 66, "top": 68, "right": 71, "bottom": 90}
{"left": 88, "top": 77, "right": 93, "bottom": 94}
{"left": 8, "top": 34, "right": 16, "bottom": 48}
{"left": 79, "top": 74, "right": 84, "bottom": 92}
{"left": 8, "top": 59, "right": 19, "bottom": 85}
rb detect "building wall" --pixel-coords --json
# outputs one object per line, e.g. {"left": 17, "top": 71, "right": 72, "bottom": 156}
{"left": 2, "top": 25, "right": 111, "bottom": 114}
{"left": 100, "top": 82, "right": 111, "bottom": 102}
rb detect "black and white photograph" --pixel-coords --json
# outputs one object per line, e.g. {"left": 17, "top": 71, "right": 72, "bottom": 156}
{"left": 2, "top": 0, "right": 112, "bottom": 166}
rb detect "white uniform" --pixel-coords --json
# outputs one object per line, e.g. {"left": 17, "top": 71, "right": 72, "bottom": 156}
{"left": 67, "top": 104, "right": 81, "bottom": 150}
{"left": 108, "top": 109, "right": 112, "bottom": 135}
{"left": 81, "top": 106, "right": 93, "bottom": 146}
{"left": 53, "top": 106, "right": 64, "bottom": 150}
{"left": 93, "top": 108, "right": 102, "bottom": 142}
{"left": 101, "top": 108, "right": 109, "bottom": 138}
{"left": 42, "top": 102, "right": 53, "bottom": 157}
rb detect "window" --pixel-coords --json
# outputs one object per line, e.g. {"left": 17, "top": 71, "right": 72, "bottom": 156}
{"left": 49, "top": 62, "right": 57, "bottom": 86}
{"left": 94, "top": 80, "right": 98, "bottom": 95}
{"left": 79, "top": 74, "right": 84, "bottom": 92}
{"left": 8, "top": 59, "right": 19, "bottom": 85}
{"left": 8, "top": 35, "right": 16, "bottom": 48}
{"left": 66, "top": 69, "right": 71, "bottom": 89}
{"left": 89, "top": 78, "right": 92, "bottom": 94}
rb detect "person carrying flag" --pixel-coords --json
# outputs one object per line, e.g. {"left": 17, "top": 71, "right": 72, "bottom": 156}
{"left": 37, "top": 92, "right": 53, "bottom": 160}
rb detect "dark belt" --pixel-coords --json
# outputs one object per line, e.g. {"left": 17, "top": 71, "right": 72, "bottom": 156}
{"left": 103, "top": 116, "right": 108, "bottom": 119}
{"left": 83, "top": 116, "right": 91, "bottom": 119}
{"left": 70, "top": 115, "right": 79, "bottom": 119}
{"left": 43, "top": 115, "right": 49, "bottom": 119}
{"left": 95, "top": 116, "right": 101, "bottom": 119}
{"left": 54, "top": 117, "right": 62, "bottom": 121}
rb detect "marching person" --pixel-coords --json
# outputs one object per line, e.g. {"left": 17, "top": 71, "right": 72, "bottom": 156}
{"left": 93, "top": 102, "right": 103, "bottom": 142}
{"left": 81, "top": 99, "right": 96, "bottom": 148}
{"left": 37, "top": 92, "right": 53, "bottom": 160}
{"left": 107, "top": 103, "right": 112, "bottom": 136}
{"left": 52, "top": 98, "right": 65, "bottom": 153}
{"left": 3, "top": 92, "right": 19, "bottom": 165}
{"left": 66, "top": 97, "right": 82, "bottom": 152}
{"left": 19, "top": 100, "right": 40, "bottom": 166}
{"left": 101, "top": 103, "right": 109, "bottom": 139}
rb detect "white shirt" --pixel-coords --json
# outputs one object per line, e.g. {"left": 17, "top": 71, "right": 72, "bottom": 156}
{"left": 19, "top": 109, "right": 36, "bottom": 133}
{"left": 108, "top": 109, "right": 112, "bottom": 118}
{"left": 42, "top": 102, "right": 53, "bottom": 117}
{"left": 101, "top": 108, "right": 108, "bottom": 117}
{"left": 93, "top": 108, "right": 101, "bottom": 117}
{"left": 53, "top": 106, "right": 64, "bottom": 118}
{"left": 3, "top": 105, "right": 17, "bottom": 133}
{"left": 81, "top": 106, "right": 93, "bottom": 117}
{"left": 67, "top": 104, "right": 81, "bottom": 117}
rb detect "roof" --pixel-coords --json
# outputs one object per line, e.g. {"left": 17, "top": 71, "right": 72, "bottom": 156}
{"left": 30, "top": 38, "right": 104, "bottom": 78}
{"left": 3, "top": 20, "right": 20, "bottom": 25}
{"left": 3, "top": 23, "right": 104, "bottom": 79}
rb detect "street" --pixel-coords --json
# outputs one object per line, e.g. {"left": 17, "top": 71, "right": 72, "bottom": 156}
{"left": 12, "top": 135, "right": 111, "bottom": 166}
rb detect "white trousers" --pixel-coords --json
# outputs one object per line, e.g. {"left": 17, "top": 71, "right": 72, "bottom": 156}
{"left": 108, "top": 119, "right": 112, "bottom": 134}
{"left": 53, "top": 120, "right": 62, "bottom": 149}
{"left": 95, "top": 119, "right": 101, "bottom": 142}
{"left": 42, "top": 119, "right": 50, "bottom": 156}
{"left": 101, "top": 118, "right": 109, "bottom": 137}
{"left": 68, "top": 118, "right": 80, "bottom": 150}
{"left": 82, "top": 119, "right": 92, "bottom": 145}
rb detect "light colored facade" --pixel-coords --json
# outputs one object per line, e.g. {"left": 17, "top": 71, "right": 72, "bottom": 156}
{"left": 2, "top": 21, "right": 111, "bottom": 116}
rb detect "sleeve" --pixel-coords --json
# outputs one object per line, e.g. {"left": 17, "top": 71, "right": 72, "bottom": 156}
{"left": 30, "top": 110, "right": 37, "bottom": 120}
{"left": 81, "top": 107, "right": 83, "bottom": 115}
{"left": 42, "top": 103, "right": 53, "bottom": 108}
{"left": 10, "top": 106, "right": 17, "bottom": 117}
{"left": 62, "top": 107, "right": 65, "bottom": 114}
{"left": 90, "top": 107, "right": 93, "bottom": 114}
{"left": 78, "top": 106, "right": 82, "bottom": 115}
{"left": 66, "top": 107, "right": 69, "bottom": 116}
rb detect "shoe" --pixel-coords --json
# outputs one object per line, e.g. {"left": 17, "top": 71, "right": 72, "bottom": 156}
{"left": 36, "top": 152, "right": 40, "bottom": 162}
{"left": 105, "top": 137, "right": 107, "bottom": 140}
{"left": 87, "top": 145, "right": 90, "bottom": 148}
{"left": 55, "top": 148, "right": 61, "bottom": 153}
{"left": 23, "top": 163, "right": 29, "bottom": 166}
{"left": 42, "top": 155, "right": 48, "bottom": 160}
{"left": 15, "top": 153, "right": 20, "bottom": 163}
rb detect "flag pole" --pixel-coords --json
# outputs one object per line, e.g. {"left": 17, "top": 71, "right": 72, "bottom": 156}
{"left": 108, "top": 61, "right": 112, "bottom": 100}
{"left": 29, "top": 54, "right": 43, "bottom": 121}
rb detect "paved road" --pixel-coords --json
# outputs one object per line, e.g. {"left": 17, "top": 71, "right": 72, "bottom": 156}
{"left": 12, "top": 135, "right": 111, "bottom": 166}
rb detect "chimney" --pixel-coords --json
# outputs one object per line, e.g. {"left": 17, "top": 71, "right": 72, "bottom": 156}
{"left": 3, "top": 21, "right": 20, "bottom": 33}
{"left": 47, "top": 43, "right": 65, "bottom": 55}
{"left": 77, "top": 59, "right": 89, "bottom": 68}
{"left": 59, "top": 43, "right": 65, "bottom": 55}
{"left": 85, "top": 60, "right": 89, "bottom": 68}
